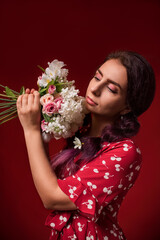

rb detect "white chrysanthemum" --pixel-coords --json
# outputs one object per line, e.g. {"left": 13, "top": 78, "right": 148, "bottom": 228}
{"left": 44, "top": 115, "right": 71, "bottom": 139}
{"left": 58, "top": 86, "right": 86, "bottom": 123}
{"left": 59, "top": 97, "right": 85, "bottom": 124}
{"left": 60, "top": 86, "right": 79, "bottom": 99}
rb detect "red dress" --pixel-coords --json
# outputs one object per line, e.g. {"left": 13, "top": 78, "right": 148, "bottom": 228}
{"left": 45, "top": 138, "right": 142, "bottom": 239}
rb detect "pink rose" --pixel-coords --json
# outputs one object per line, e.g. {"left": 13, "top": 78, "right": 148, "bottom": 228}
{"left": 40, "top": 94, "right": 54, "bottom": 106}
{"left": 41, "top": 120, "right": 48, "bottom": 131}
{"left": 48, "top": 85, "right": 56, "bottom": 95}
{"left": 42, "top": 102, "right": 58, "bottom": 116}
{"left": 54, "top": 97, "right": 63, "bottom": 111}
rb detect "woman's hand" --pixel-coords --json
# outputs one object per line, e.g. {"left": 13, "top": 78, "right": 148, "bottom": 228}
{"left": 16, "top": 88, "right": 41, "bottom": 133}
{"left": 17, "top": 88, "right": 77, "bottom": 211}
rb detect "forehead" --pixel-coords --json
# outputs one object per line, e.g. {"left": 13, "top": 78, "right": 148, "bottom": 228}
{"left": 99, "top": 59, "right": 128, "bottom": 89}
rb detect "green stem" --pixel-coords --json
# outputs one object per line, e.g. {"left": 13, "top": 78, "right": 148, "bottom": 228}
{"left": 0, "top": 93, "right": 18, "bottom": 99}
{"left": 0, "top": 84, "right": 6, "bottom": 88}
{"left": 0, "top": 106, "right": 17, "bottom": 116}
{"left": 0, "top": 98, "right": 16, "bottom": 102}
{"left": 0, "top": 114, "right": 17, "bottom": 125}
{"left": 56, "top": 82, "right": 73, "bottom": 86}
{"left": 0, "top": 103, "right": 16, "bottom": 108}
{"left": 37, "top": 65, "right": 45, "bottom": 72}
{"left": 0, "top": 110, "right": 17, "bottom": 121}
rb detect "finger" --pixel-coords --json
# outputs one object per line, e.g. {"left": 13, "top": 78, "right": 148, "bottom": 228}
{"left": 31, "top": 88, "right": 35, "bottom": 94}
{"left": 25, "top": 88, "right": 30, "bottom": 94}
{"left": 21, "top": 94, "right": 28, "bottom": 107}
{"left": 16, "top": 95, "right": 22, "bottom": 110}
{"left": 28, "top": 94, "right": 34, "bottom": 106}
{"left": 33, "top": 91, "right": 40, "bottom": 107}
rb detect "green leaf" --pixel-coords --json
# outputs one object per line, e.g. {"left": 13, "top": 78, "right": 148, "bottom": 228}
{"left": 43, "top": 113, "right": 52, "bottom": 122}
{"left": 20, "top": 86, "right": 25, "bottom": 95}
{"left": 5, "top": 87, "right": 16, "bottom": 98}
{"left": 39, "top": 87, "right": 47, "bottom": 97}
{"left": 0, "top": 84, "right": 19, "bottom": 95}
{"left": 8, "top": 88, "right": 19, "bottom": 95}
{"left": 39, "top": 88, "right": 47, "bottom": 94}
{"left": 55, "top": 84, "right": 63, "bottom": 93}
{"left": 47, "top": 79, "right": 54, "bottom": 87}
{"left": 45, "top": 80, "right": 55, "bottom": 92}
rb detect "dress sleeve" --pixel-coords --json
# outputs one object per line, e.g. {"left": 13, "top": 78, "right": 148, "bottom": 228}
{"left": 57, "top": 139, "right": 142, "bottom": 219}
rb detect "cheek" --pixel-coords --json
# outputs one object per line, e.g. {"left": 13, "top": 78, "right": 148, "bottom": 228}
{"left": 101, "top": 94, "right": 125, "bottom": 112}
{"left": 86, "top": 81, "right": 93, "bottom": 94}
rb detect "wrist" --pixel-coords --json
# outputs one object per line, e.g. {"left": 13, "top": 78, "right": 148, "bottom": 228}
{"left": 24, "top": 128, "right": 41, "bottom": 138}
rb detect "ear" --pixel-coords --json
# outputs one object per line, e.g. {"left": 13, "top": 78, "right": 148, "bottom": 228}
{"left": 120, "top": 105, "right": 131, "bottom": 116}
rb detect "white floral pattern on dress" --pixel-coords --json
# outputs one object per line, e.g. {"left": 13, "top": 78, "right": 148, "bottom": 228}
{"left": 104, "top": 171, "right": 114, "bottom": 179}
{"left": 82, "top": 199, "right": 94, "bottom": 209}
{"left": 118, "top": 179, "right": 123, "bottom": 189}
{"left": 87, "top": 182, "right": 97, "bottom": 191}
{"left": 123, "top": 143, "right": 132, "bottom": 151}
{"left": 115, "top": 164, "right": 124, "bottom": 172}
{"left": 126, "top": 172, "right": 134, "bottom": 181}
{"left": 110, "top": 155, "right": 122, "bottom": 162}
{"left": 86, "top": 231, "right": 94, "bottom": 240}
{"left": 68, "top": 234, "right": 77, "bottom": 240}
{"left": 103, "top": 186, "right": 114, "bottom": 194}
{"left": 77, "top": 222, "right": 85, "bottom": 232}
{"left": 59, "top": 215, "right": 67, "bottom": 225}
{"left": 46, "top": 139, "right": 142, "bottom": 240}
{"left": 80, "top": 164, "right": 89, "bottom": 171}
{"left": 68, "top": 185, "right": 78, "bottom": 198}
{"left": 93, "top": 168, "right": 99, "bottom": 173}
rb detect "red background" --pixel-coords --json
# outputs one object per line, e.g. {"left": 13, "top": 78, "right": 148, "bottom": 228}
{"left": 0, "top": 0, "right": 160, "bottom": 239}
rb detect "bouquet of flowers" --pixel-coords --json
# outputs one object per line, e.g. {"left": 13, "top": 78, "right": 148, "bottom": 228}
{"left": 0, "top": 60, "right": 87, "bottom": 142}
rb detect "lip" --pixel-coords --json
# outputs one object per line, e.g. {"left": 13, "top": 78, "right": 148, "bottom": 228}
{"left": 86, "top": 96, "right": 98, "bottom": 106}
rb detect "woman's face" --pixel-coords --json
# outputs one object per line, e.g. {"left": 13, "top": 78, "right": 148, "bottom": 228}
{"left": 85, "top": 59, "right": 129, "bottom": 123}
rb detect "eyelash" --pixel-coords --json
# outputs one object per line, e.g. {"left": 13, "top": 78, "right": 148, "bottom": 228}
{"left": 94, "top": 76, "right": 117, "bottom": 94}
{"left": 94, "top": 76, "right": 100, "bottom": 81}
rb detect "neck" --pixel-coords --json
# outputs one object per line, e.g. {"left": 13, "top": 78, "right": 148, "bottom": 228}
{"left": 87, "top": 114, "right": 112, "bottom": 137}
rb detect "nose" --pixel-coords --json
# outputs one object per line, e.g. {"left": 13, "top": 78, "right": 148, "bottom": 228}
{"left": 91, "top": 82, "right": 102, "bottom": 97}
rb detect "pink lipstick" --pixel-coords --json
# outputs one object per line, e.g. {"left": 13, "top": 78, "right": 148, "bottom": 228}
{"left": 86, "top": 96, "right": 97, "bottom": 106}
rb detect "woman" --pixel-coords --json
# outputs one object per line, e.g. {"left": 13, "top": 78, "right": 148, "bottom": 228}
{"left": 17, "top": 51, "right": 155, "bottom": 239}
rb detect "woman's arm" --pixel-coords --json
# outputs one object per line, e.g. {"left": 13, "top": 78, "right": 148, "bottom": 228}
{"left": 16, "top": 89, "right": 77, "bottom": 211}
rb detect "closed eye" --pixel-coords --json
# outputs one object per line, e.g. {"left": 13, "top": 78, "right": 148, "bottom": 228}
{"left": 94, "top": 71, "right": 102, "bottom": 81}
{"left": 94, "top": 76, "right": 100, "bottom": 81}
{"left": 94, "top": 73, "right": 118, "bottom": 94}
{"left": 107, "top": 86, "right": 118, "bottom": 94}
{"left": 107, "top": 83, "right": 118, "bottom": 94}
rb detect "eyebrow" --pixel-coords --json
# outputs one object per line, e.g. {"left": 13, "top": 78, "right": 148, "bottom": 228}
{"left": 97, "top": 68, "right": 122, "bottom": 90}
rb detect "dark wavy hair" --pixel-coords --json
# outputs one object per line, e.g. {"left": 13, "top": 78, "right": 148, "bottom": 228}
{"left": 51, "top": 51, "right": 156, "bottom": 178}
